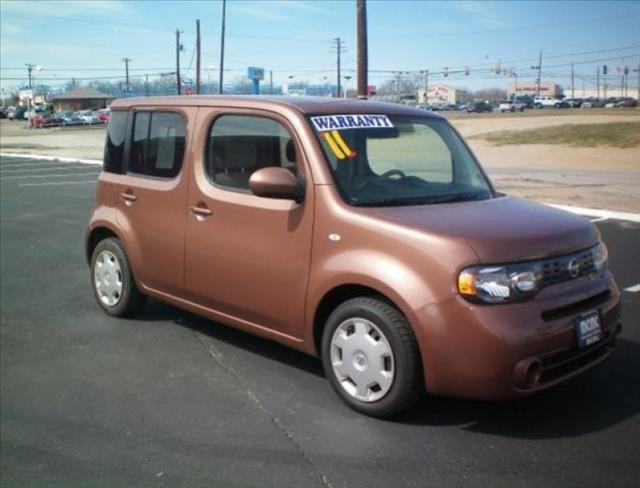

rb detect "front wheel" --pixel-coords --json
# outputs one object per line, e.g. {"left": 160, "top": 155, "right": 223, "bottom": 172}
{"left": 91, "top": 237, "right": 146, "bottom": 317}
{"left": 321, "top": 297, "right": 424, "bottom": 417}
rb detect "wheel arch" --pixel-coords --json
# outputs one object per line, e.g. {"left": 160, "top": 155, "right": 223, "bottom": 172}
{"left": 312, "top": 283, "right": 408, "bottom": 357}
{"left": 85, "top": 225, "right": 120, "bottom": 264}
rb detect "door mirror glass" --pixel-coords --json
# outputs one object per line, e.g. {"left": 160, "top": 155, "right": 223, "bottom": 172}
{"left": 249, "top": 167, "right": 303, "bottom": 202}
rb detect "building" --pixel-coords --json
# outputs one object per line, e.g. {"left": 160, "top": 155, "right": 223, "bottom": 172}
{"left": 508, "top": 81, "right": 562, "bottom": 98}
{"left": 417, "top": 84, "right": 467, "bottom": 105}
{"left": 49, "top": 87, "right": 114, "bottom": 111}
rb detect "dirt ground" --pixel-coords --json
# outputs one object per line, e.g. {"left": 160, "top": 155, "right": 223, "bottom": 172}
{"left": 1, "top": 111, "right": 639, "bottom": 211}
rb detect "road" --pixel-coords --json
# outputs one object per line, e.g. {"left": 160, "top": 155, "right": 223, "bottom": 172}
{"left": 1, "top": 155, "right": 639, "bottom": 488}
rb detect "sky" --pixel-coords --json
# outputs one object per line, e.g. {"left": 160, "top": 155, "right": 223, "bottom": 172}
{"left": 1, "top": 0, "right": 639, "bottom": 94}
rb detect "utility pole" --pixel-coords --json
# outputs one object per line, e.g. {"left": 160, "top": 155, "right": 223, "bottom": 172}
{"left": 571, "top": 61, "right": 574, "bottom": 101}
{"left": 196, "top": 19, "right": 201, "bottom": 94}
{"left": 219, "top": 0, "right": 227, "bottom": 94}
{"left": 422, "top": 70, "right": 429, "bottom": 105}
{"left": 356, "top": 0, "right": 368, "bottom": 99}
{"left": 596, "top": 66, "right": 600, "bottom": 99}
{"left": 26, "top": 63, "right": 34, "bottom": 88}
{"left": 331, "top": 37, "right": 346, "bottom": 98}
{"left": 269, "top": 70, "right": 273, "bottom": 95}
{"left": 145, "top": 74, "right": 149, "bottom": 97}
{"left": 121, "top": 57, "right": 131, "bottom": 92}
{"left": 537, "top": 51, "right": 542, "bottom": 96}
{"left": 176, "top": 30, "right": 183, "bottom": 95}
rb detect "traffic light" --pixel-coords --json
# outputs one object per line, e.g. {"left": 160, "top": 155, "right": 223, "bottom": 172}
{"left": 603, "top": 65, "right": 608, "bottom": 75}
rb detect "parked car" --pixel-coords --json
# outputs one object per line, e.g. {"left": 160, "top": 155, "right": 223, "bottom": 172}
{"left": 614, "top": 98, "right": 638, "bottom": 108}
{"left": 564, "top": 98, "right": 583, "bottom": 108}
{"left": 96, "top": 108, "right": 111, "bottom": 123}
{"left": 498, "top": 100, "right": 526, "bottom": 113}
{"left": 86, "top": 97, "right": 621, "bottom": 418}
{"left": 0, "top": 108, "right": 7, "bottom": 119}
{"left": 29, "top": 112, "right": 59, "bottom": 128}
{"left": 7, "top": 106, "right": 26, "bottom": 120}
{"left": 604, "top": 98, "right": 619, "bottom": 108}
{"left": 57, "top": 111, "right": 84, "bottom": 126}
{"left": 581, "top": 98, "right": 605, "bottom": 108}
{"left": 466, "top": 101, "right": 493, "bottom": 113}
{"left": 533, "top": 96, "right": 568, "bottom": 108}
{"left": 78, "top": 110, "right": 100, "bottom": 125}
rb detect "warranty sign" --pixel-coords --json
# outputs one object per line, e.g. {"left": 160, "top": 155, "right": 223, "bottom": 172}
{"left": 311, "top": 114, "right": 394, "bottom": 132}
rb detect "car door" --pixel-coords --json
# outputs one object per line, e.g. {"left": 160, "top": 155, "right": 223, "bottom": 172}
{"left": 184, "top": 108, "right": 314, "bottom": 341}
{"left": 116, "top": 107, "right": 195, "bottom": 297}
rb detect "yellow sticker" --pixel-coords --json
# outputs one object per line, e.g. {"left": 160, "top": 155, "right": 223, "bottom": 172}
{"left": 331, "top": 131, "right": 354, "bottom": 158}
{"left": 323, "top": 132, "right": 345, "bottom": 159}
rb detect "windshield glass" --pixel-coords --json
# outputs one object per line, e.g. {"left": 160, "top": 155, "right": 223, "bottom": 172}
{"left": 310, "top": 114, "right": 493, "bottom": 207}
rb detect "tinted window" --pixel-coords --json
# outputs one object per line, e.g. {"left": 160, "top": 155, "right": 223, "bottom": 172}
{"left": 104, "top": 111, "right": 127, "bottom": 173}
{"left": 128, "top": 112, "right": 185, "bottom": 178}
{"left": 206, "top": 115, "right": 297, "bottom": 191}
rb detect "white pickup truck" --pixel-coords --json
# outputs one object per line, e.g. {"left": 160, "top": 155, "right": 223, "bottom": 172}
{"left": 498, "top": 100, "right": 526, "bottom": 112}
{"left": 534, "top": 96, "right": 567, "bottom": 108}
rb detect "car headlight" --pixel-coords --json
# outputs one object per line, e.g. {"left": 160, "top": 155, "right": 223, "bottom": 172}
{"left": 458, "top": 263, "right": 542, "bottom": 304}
{"left": 592, "top": 242, "right": 608, "bottom": 273}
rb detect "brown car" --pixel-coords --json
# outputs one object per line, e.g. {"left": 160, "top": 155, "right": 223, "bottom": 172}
{"left": 86, "top": 96, "right": 621, "bottom": 417}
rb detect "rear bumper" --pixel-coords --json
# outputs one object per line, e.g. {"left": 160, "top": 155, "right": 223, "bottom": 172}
{"left": 417, "top": 271, "right": 621, "bottom": 400}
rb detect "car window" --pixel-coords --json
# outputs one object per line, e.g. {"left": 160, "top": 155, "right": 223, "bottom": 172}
{"left": 128, "top": 112, "right": 185, "bottom": 178}
{"left": 104, "top": 111, "right": 127, "bottom": 174}
{"left": 206, "top": 115, "right": 297, "bottom": 191}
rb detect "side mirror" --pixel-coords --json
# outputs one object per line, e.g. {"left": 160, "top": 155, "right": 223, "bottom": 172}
{"left": 249, "top": 167, "right": 304, "bottom": 203}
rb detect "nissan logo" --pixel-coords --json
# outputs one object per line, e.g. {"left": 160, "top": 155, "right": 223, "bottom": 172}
{"left": 567, "top": 258, "right": 580, "bottom": 278}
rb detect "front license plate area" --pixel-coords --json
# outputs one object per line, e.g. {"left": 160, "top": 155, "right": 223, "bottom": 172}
{"left": 575, "top": 311, "right": 603, "bottom": 349}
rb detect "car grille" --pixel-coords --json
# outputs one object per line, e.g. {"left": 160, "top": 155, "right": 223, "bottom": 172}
{"left": 540, "top": 246, "right": 597, "bottom": 287}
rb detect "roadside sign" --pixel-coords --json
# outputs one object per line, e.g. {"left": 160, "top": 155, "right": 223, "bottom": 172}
{"left": 19, "top": 89, "right": 34, "bottom": 101}
{"left": 247, "top": 67, "right": 264, "bottom": 81}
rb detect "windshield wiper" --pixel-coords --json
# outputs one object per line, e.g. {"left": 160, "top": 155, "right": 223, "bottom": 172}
{"left": 352, "top": 197, "right": 433, "bottom": 207}
{"left": 427, "top": 192, "right": 489, "bottom": 204}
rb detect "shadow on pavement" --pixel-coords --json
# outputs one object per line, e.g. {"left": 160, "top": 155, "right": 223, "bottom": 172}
{"left": 139, "top": 300, "right": 640, "bottom": 440}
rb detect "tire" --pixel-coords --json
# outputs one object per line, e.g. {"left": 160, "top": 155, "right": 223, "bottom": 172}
{"left": 321, "top": 297, "right": 424, "bottom": 418}
{"left": 519, "top": 107, "right": 525, "bottom": 112}
{"left": 90, "top": 237, "right": 146, "bottom": 317}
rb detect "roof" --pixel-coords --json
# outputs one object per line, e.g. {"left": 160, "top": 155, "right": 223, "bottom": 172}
{"left": 50, "top": 88, "right": 114, "bottom": 101}
{"left": 110, "top": 95, "right": 443, "bottom": 118}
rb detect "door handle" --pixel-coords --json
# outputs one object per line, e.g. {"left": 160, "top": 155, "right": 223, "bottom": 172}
{"left": 121, "top": 191, "right": 137, "bottom": 203}
{"left": 190, "top": 204, "right": 213, "bottom": 218}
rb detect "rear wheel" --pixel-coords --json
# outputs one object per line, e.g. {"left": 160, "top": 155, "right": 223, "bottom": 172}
{"left": 90, "top": 238, "right": 146, "bottom": 317}
{"left": 321, "top": 297, "right": 424, "bottom": 418}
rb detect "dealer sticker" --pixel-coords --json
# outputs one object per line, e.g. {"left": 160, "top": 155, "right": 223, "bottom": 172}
{"left": 311, "top": 114, "right": 394, "bottom": 132}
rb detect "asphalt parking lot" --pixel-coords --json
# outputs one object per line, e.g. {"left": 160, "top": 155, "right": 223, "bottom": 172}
{"left": 1, "top": 155, "right": 639, "bottom": 488}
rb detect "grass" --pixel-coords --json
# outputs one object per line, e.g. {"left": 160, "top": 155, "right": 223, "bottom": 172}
{"left": 476, "top": 122, "right": 640, "bottom": 148}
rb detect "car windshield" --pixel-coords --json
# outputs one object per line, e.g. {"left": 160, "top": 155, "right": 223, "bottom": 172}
{"left": 310, "top": 114, "right": 493, "bottom": 207}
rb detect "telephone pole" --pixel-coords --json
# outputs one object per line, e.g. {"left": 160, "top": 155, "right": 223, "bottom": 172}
{"left": 195, "top": 19, "right": 201, "bottom": 94}
{"left": 26, "top": 63, "right": 34, "bottom": 88}
{"left": 176, "top": 29, "right": 183, "bottom": 94}
{"left": 356, "top": 0, "right": 368, "bottom": 99}
{"left": 571, "top": 61, "right": 574, "bottom": 101}
{"left": 596, "top": 66, "right": 600, "bottom": 99}
{"left": 536, "top": 51, "right": 542, "bottom": 96}
{"left": 219, "top": 0, "right": 227, "bottom": 94}
{"left": 270, "top": 70, "right": 273, "bottom": 95}
{"left": 331, "top": 38, "right": 347, "bottom": 98}
{"left": 121, "top": 57, "right": 131, "bottom": 92}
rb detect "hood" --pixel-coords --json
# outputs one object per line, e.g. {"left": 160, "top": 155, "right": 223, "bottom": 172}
{"left": 364, "top": 196, "right": 598, "bottom": 263}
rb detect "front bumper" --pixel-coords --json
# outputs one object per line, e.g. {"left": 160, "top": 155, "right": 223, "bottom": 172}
{"left": 417, "top": 271, "right": 621, "bottom": 400}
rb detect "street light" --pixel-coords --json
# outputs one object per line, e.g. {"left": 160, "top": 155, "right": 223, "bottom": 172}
{"left": 343, "top": 75, "right": 352, "bottom": 98}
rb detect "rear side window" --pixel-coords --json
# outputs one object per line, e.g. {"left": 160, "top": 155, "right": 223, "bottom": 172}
{"left": 104, "top": 111, "right": 127, "bottom": 173}
{"left": 128, "top": 112, "right": 186, "bottom": 178}
{"left": 206, "top": 115, "right": 297, "bottom": 191}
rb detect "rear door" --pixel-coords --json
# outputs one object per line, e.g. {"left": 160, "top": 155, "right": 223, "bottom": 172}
{"left": 116, "top": 108, "right": 195, "bottom": 297}
{"left": 184, "top": 108, "right": 314, "bottom": 341}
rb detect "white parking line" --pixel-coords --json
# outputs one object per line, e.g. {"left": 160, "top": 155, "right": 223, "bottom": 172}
{"left": 0, "top": 152, "right": 102, "bottom": 166}
{"left": 1, "top": 172, "right": 100, "bottom": 180}
{"left": 18, "top": 180, "right": 98, "bottom": 187}
{"left": 624, "top": 284, "right": 640, "bottom": 293}
{"left": 0, "top": 166, "right": 100, "bottom": 174}
{"left": 589, "top": 217, "right": 609, "bottom": 223}
{"left": 546, "top": 204, "right": 640, "bottom": 224}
